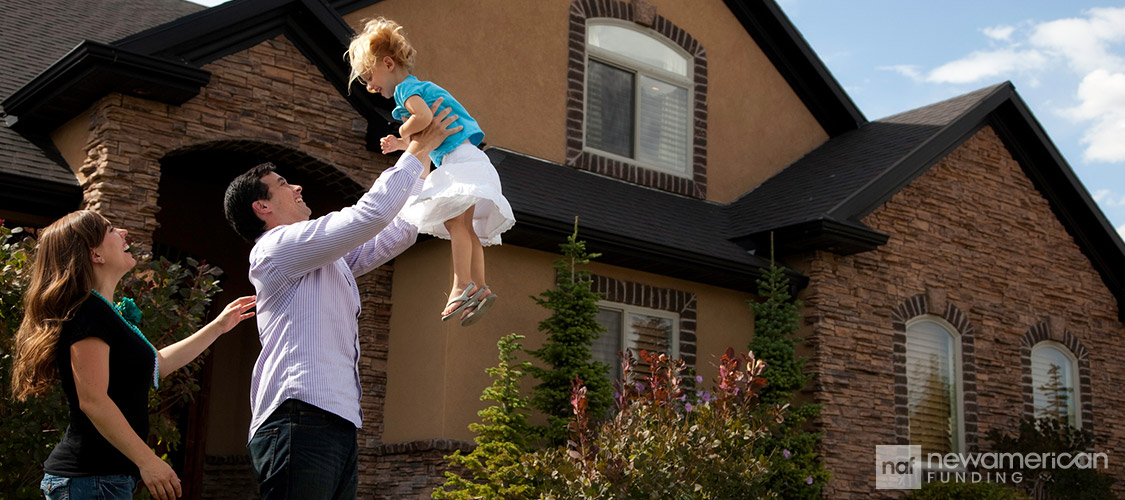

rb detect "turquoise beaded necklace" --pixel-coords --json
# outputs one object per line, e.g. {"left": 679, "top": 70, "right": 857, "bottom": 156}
{"left": 90, "top": 290, "right": 159, "bottom": 389}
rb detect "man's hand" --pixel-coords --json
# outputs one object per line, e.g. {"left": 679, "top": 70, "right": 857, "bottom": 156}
{"left": 404, "top": 97, "right": 462, "bottom": 161}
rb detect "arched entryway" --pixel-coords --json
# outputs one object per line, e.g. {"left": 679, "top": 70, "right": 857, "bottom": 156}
{"left": 154, "top": 140, "right": 364, "bottom": 499}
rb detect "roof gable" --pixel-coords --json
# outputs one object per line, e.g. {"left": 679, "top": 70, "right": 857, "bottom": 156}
{"left": 3, "top": 0, "right": 395, "bottom": 142}
{"left": 726, "top": 82, "right": 1125, "bottom": 321}
{"left": 0, "top": 0, "right": 206, "bottom": 224}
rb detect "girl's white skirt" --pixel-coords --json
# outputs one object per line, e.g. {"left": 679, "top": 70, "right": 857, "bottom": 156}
{"left": 398, "top": 143, "right": 515, "bottom": 246}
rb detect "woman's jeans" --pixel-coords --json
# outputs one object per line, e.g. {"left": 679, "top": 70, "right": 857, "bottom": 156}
{"left": 248, "top": 399, "right": 359, "bottom": 500}
{"left": 41, "top": 473, "right": 136, "bottom": 500}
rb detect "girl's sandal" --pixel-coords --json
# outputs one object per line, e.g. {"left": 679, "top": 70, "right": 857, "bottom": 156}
{"left": 441, "top": 282, "right": 479, "bottom": 322}
{"left": 460, "top": 287, "right": 498, "bottom": 327}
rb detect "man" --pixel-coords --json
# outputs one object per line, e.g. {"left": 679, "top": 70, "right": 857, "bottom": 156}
{"left": 223, "top": 100, "right": 459, "bottom": 500}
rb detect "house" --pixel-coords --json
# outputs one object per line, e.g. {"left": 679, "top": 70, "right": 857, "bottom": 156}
{"left": 3, "top": 0, "right": 1123, "bottom": 498}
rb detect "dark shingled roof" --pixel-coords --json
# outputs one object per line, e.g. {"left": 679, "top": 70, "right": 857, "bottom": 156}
{"left": 726, "top": 83, "right": 1006, "bottom": 240}
{"left": 1, "top": 0, "right": 205, "bottom": 219}
{"left": 487, "top": 148, "right": 806, "bottom": 292}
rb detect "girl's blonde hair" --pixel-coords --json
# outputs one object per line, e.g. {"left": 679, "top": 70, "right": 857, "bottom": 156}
{"left": 11, "top": 210, "right": 110, "bottom": 400}
{"left": 346, "top": 17, "right": 417, "bottom": 91}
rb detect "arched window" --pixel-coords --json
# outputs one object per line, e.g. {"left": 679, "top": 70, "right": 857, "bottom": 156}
{"left": 1031, "top": 342, "right": 1080, "bottom": 428}
{"left": 905, "top": 317, "right": 964, "bottom": 456}
{"left": 585, "top": 20, "right": 693, "bottom": 177}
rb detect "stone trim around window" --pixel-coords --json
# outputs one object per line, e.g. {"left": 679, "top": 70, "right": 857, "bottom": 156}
{"left": 1020, "top": 320, "right": 1094, "bottom": 434}
{"left": 891, "top": 293, "right": 980, "bottom": 452}
{"left": 566, "top": 0, "right": 708, "bottom": 199}
{"left": 591, "top": 274, "right": 697, "bottom": 369}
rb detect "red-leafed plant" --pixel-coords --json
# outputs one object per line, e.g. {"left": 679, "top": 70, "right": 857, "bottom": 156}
{"left": 521, "top": 348, "right": 786, "bottom": 499}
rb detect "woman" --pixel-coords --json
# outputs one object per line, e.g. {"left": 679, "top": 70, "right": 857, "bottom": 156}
{"left": 11, "top": 210, "right": 256, "bottom": 500}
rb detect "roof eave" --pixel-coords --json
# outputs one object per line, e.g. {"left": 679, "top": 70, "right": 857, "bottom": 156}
{"left": 731, "top": 218, "right": 890, "bottom": 257}
{"left": 0, "top": 171, "right": 82, "bottom": 226}
{"left": 510, "top": 212, "right": 808, "bottom": 294}
{"left": 827, "top": 82, "right": 1125, "bottom": 323}
{"left": 113, "top": 0, "right": 397, "bottom": 143}
{"left": 989, "top": 95, "right": 1125, "bottom": 324}
{"left": 7, "top": 0, "right": 394, "bottom": 145}
{"left": 2, "top": 41, "right": 211, "bottom": 134}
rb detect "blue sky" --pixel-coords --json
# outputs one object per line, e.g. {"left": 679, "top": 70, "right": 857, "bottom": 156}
{"left": 188, "top": 0, "right": 1125, "bottom": 241}
{"left": 780, "top": 0, "right": 1125, "bottom": 241}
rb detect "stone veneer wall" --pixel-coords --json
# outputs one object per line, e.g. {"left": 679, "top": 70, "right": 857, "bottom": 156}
{"left": 369, "top": 440, "right": 474, "bottom": 500}
{"left": 79, "top": 36, "right": 389, "bottom": 246}
{"left": 800, "top": 125, "right": 1125, "bottom": 498}
{"left": 70, "top": 34, "right": 408, "bottom": 497}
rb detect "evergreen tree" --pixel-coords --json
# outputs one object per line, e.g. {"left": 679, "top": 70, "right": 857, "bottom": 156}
{"left": 749, "top": 236, "right": 830, "bottom": 498}
{"left": 433, "top": 334, "right": 534, "bottom": 500}
{"left": 527, "top": 219, "right": 613, "bottom": 445}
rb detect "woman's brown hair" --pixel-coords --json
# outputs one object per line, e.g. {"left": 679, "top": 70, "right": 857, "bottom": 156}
{"left": 11, "top": 210, "right": 110, "bottom": 400}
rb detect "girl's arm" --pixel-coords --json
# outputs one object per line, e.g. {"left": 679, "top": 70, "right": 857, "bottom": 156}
{"left": 157, "top": 296, "right": 256, "bottom": 377}
{"left": 397, "top": 95, "right": 435, "bottom": 142}
{"left": 71, "top": 338, "right": 181, "bottom": 500}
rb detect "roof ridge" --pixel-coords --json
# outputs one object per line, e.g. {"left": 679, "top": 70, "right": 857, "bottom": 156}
{"left": 876, "top": 82, "right": 1011, "bottom": 124}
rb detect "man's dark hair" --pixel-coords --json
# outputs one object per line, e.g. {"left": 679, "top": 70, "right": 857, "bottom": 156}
{"left": 224, "top": 162, "right": 277, "bottom": 242}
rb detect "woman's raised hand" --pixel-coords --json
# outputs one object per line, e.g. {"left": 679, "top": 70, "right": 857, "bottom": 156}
{"left": 213, "top": 295, "right": 256, "bottom": 334}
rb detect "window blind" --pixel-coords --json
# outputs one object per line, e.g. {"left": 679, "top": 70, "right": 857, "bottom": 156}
{"left": 636, "top": 75, "right": 689, "bottom": 174}
{"left": 906, "top": 321, "right": 959, "bottom": 456}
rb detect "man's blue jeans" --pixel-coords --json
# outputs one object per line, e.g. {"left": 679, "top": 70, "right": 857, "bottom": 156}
{"left": 248, "top": 399, "right": 359, "bottom": 500}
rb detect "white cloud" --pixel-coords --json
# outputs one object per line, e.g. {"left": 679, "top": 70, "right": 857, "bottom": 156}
{"left": 1061, "top": 70, "right": 1125, "bottom": 162}
{"left": 926, "top": 49, "right": 1048, "bottom": 84}
{"left": 982, "top": 24, "right": 1016, "bottom": 41}
{"left": 1093, "top": 189, "right": 1125, "bottom": 207}
{"left": 893, "top": 7, "right": 1125, "bottom": 164}
{"left": 1029, "top": 7, "right": 1125, "bottom": 74}
{"left": 879, "top": 65, "right": 924, "bottom": 82}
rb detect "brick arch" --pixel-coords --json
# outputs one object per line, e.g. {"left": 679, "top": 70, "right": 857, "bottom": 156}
{"left": 565, "top": 0, "right": 709, "bottom": 198}
{"left": 165, "top": 139, "right": 367, "bottom": 201}
{"left": 891, "top": 294, "right": 980, "bottom": 451}
{"left": 1020, "top": 320, "right": 1094, "bottom": 434}
{"left": 590, "top": 274, "right": 697, "bottom": 368}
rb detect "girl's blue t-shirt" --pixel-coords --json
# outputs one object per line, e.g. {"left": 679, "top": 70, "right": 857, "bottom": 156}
{"left": 393, "top": 75, "right": 484, "bottom": 166}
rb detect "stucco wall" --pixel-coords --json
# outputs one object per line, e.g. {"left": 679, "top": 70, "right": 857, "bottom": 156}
{"left": 799, "top": 126, "right": 1125, "bottom": 498}
{"left": 383, "top": 240, "right": 756, "bottom": 444}
{"left": 344, "top": 0, "right": 826, "bottom": 204}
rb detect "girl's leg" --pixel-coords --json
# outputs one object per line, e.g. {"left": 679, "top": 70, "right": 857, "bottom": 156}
{"left": 443, "top": 209, "right": 476, "bottom": 316}
{"left": 464, "top": 205, "right": 487, "bottom": 289}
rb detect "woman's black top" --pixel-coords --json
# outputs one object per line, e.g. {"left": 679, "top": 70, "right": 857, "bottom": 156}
{"left": 43, "top": 295, "right": 155, "bottom": 478}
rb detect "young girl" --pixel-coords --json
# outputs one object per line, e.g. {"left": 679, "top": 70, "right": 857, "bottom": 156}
{"left": 348, "top": 17, "right": 514, "bottom": 326}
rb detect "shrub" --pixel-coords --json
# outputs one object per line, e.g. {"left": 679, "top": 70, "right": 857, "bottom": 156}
{"left": 986, "top": 417, "right": 1117, "bottom": 500}
{"left": 523, "top": 348, "right": 785, "bottom": 499}
{"left": 0, "top": 224, "right": 225, "bottom": 498}
{"left": 527, "top": 220, "right": 613, "bottom": 445}
{"left": 748, "top": 240, "right": 829, "bottom": 497}
{"left": 0, "top": 225, "right": 66, "bottom": 499}
{"left": 433, "top": 334, "right": 535, "bottom": 500}
{"left": 905, "top": 480, "right": 1030, "bottom": 500}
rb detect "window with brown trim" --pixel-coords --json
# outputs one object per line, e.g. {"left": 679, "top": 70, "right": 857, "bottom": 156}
{"left": 566, "top": 0, "right": 708, "bottom": 198}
